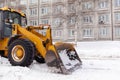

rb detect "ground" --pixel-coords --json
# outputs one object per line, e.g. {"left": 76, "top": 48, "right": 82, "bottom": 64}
{"left": 0, "top": 41, "right": 120, "bottom": 80}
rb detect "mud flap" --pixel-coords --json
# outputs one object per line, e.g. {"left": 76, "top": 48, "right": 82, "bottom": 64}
{"left": 45, "top": 43, "right": 82, "bottom": 74}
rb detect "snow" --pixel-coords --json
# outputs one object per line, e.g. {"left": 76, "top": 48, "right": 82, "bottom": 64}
{"left": 1, "top": 41, "right": 120, "bottom": 80}
{"left": 76, "top": 41, "right": 120, "bottom": 59}
{"left": 59, "top": 49, "right": 80, "bottom": 70}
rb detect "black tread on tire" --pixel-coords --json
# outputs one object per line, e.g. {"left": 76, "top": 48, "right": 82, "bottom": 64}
{"left": 8, "top": 38, "right": 35, "bottom": 67}
{"left": 35, "top": 56, "right": 45, "bottom": 63}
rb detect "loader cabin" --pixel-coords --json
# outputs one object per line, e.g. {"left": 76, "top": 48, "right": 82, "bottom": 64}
{"left": 0, "top": 7, "right": 27, "bottom": 39}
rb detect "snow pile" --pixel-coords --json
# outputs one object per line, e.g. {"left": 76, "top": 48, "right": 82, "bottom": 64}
{"left": 76, "top": 41, "right": 120, "bottom": 59}
{"left": 59, "top": 49, "right": 80, "bottom": 70}
{"left": 1, "top": 66, "right": 30, "bottom": 80}
{"left": 0, "top": 41, "right": 120, "bottom": 80}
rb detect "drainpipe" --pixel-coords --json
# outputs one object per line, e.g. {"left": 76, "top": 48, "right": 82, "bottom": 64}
{"left": 5, "top": 0, "right": 7, "bottom": 6}
{"left": 26, "top": 0, "right": 30, "bottom": 25}
{"left": 38, "top": 0, "right": 39, "bottom": 25}
{"left": 111, "top": 0, "right": 114, "bottom": 41}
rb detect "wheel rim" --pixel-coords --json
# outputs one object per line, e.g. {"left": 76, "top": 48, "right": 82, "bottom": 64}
{"left": 11, "top": 45, "right": 25, "bottom": 62}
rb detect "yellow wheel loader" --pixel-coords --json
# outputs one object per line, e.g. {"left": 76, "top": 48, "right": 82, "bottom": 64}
{"left": 0, "top": 7, "right": 82, "bottom": 74}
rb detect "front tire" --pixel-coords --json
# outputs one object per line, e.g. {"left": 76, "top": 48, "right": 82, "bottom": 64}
{"left": 8, "top": 39, "right": 35, "bottom": 67}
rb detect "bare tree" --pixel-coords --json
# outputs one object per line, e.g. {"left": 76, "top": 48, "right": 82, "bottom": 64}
{"left": 56, "top": 0, "right": 81, "bottom": 45}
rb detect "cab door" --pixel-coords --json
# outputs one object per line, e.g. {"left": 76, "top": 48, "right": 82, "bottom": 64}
{"left": 3, "top": 11, "right": 12, "bottom": 38}
{"left": 0, "top": 11, "right": 3, "bottom": 39}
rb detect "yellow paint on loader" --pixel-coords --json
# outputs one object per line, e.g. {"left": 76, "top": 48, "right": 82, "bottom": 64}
{"left": 0, "top": 7, "right": 82, "bottom": 74}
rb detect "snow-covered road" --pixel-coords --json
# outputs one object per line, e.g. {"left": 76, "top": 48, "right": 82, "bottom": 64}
{"left": 0, "top": 41, "right": 120, "bottom": 80}
{"left": 0, "top": 58, "right": 120, "bottom": 80}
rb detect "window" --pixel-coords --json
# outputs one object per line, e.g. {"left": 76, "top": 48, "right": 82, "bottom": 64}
{"left": 53, "top": 30, "right": 62, "bottom": 37}
{"left": 41, "top": 19, "right": 49, "bottom": 24}
{"left": 99, "top": 28, "right": 108, "bottom": 36}
{"left": 56, "top": 30, "right": 62, "bottom": 37}
{"left": 10, "top": 12, "right": 21, "bottom": 25}
{"left": 53, "top": 0, "right": 63, "bottom": 2}
{"left": 83, "top": 16, "right": 93, "bottom": 23}
{"left": 115, "top": 27, "right": 120, "bottom": 36}
{"left": 54, "top": 18, "right": 61, "bottom": 26}
{"left": 83, "top": 29, "right": 93, "bottom": 37}
{"left": 41, "top": 0, "right": 49, "bottom": 2}
{"left": 20, "top": 0, "right": 27, "bottom": 5}
{"left": 69, "top": 29, "right": 75, "bottom": 37}
{"left": 30, "top": 20, "right": 37, "bottom": 26}
{"left": 4, "top": 11, "right": 25, "bottom": 36}
{"left": 98, "top": 1, "right": 108, "bottom": 8}
{"left": 30, "top": 0, "right": 38, "bottom": 4}
{"left": 39, "top": 30, "right": 46, "bottom": 36}
{"left": 21, "top": 17, "right": 27, "bottom": 26}
{"left": 0, "top": 3, "right": 4, "bottom": 7}
{"left": 115, "top": 12, "right": 120, "bottom": 21}
{"left": 99, "top": 14, "right": 109, "bottom": 24}
{"left": 30, "top": 8, "right": 37, "bottom": 16}
{"left": 69, "top": 17, "right": 76, "bottom": 24}
{"left": 42, "top": 31, "right": 46, "bottom": 36}
{"left": 54, "top": 5, "right": 62, "bottom": 13}
{"left": 69, "top": 4, "right": 75, "bottom": 12}
{"left": 41, "top": 7, "right": 49, "bottom": 15}
{"left": 82, "top": 2, "right": 92, "bottom": 10}
{"left": 115, "top": 0, "right": 120, "bottom": 7}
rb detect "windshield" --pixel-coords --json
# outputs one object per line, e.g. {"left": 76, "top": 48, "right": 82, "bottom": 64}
{"left": 8, "top": 12, "right": 27, "bottom": 27}
{"left": 11, "top": 12, "right": 21, "bottom": 24}
{"left": 21, "top": 17, "right": 27, "bottom": 26}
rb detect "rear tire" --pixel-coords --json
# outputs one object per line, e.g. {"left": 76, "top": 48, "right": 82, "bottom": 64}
{"left": 8, "top": 39, "right": 35, "bottom": 67}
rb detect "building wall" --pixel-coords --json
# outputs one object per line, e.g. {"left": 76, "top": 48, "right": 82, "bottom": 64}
{"left": 77, "top": 0, "right": 120, "bottom": 41}
{"left": 1, "top": 0, "right": 120, "bottom": 41}
{"left": 78, "top": 0, "right": 112, "bottom": 41}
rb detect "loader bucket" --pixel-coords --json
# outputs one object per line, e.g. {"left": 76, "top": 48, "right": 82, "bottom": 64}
{"left": 45, "top": 42, "right": 82, "bottom": 74}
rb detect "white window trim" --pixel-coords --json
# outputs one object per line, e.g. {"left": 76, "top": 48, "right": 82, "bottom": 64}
{"left": 30, "top": 0, "right": 38, "bottom": 4}
{"left": 41, "top": 19, "right": 49, "bottom": 24}
{"left": 83, "top": 29, "right": 94, "bottom": 38}
{"left": 69, "top": 29, "right": 75, "bottom": 37}
{"left": 30, "top": 8, "right": 37, "bottom": 16}
{"left": 54, "top": 18, "right": 61, "bottom": 26}
{"left": 115, "top": 12, "right": 120, "bottom": 21}
{"left": 115, "top": 27, "right": 120, "bottom": 36}
{"left": 30, "top": 20, "right": 37, "bottom": 26}
{"left": 41, "top": 0, "right": 49, "bottom": 3}
{"left": 83, "top": 16, "right": 93, "bottom": 23}
{"left": 98, "top": 1, "right": 108, "bottom": 9}
{"left": 99, "top": 27, "right": 108, "bottom": 36}
{"left": 53, "top": 30, "right": 62, "bottom": 37}
{"left": 115, "top": 0, "right": 120, "bottom": 7}
{"left": 83, "top": 2, "right": 92, "bottom": 10}
{"left": 98, "top": 14, "right": 109, "bottom": 24}
{"left": 41, "top": 7, "right": 49, "bottom": 15}
{"left": 54, "top": 5, "right": 63, "bottom": 13}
